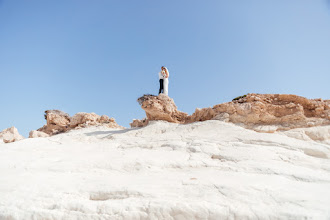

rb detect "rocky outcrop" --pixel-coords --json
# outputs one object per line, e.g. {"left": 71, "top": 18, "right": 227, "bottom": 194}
{"left": 0, "top": 127, "right": 24, "bottom": 143}
{"left": 137, "top": 94, "right": 188, "bottom": 124}
{"left": 130, "top": 118, "right": 149, "bottom": 128}
{"left": 29, "top": 130, "right": 50, "bottom": 138}
{"left": 35, "top": 110, "right": 122, "bottom": 136}
{"left": 134, "top": 93, "right": 330, "bottom": 132}
{"left": 37, "top": 110, "right": 71, "bottom": 135}
{"left": 188, "top": 93, "right": 330, "bottom": 132}
{"left": 70, "top": 113, "right": 119, "bottom": 129}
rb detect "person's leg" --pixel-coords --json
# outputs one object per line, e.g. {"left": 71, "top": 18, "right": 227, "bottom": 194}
{"left": 159, "top": 79, "right": 164, "bottom": 94}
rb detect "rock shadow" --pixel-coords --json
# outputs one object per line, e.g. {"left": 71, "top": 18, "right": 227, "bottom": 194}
{"left": 84, "top": 128, "right": 141, "bottom": 137}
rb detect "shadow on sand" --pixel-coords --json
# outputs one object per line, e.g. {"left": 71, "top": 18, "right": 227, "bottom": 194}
{"left": 84, "top": 128, "right": 141, "bottom": 137}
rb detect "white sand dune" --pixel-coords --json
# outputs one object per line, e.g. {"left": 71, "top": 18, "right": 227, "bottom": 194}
{"left": 0, "top": 120, "right": 329, "bottom": 219}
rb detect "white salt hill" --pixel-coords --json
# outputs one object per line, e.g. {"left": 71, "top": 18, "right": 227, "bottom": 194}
{"left": 0, "top": 120, "right": 329, "bottom": 219}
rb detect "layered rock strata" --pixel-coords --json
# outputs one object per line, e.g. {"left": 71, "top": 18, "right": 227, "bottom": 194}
{"left": 134, "top": 93, "right": 330, "bottom": 132}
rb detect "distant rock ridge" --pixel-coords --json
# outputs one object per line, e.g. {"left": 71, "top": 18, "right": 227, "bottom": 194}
{"left": 132, "top": 93, "right": 330, "bottom": 132}
{"left": 0, "top": 111, "right": 122, "bottom": 143}
{"left": 35, "top": 110, "right": 122, "bottom": 136}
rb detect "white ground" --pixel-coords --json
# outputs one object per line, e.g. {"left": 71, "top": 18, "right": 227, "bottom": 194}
{"left": 0, "top": 120, "right": 329, "bottom": 220}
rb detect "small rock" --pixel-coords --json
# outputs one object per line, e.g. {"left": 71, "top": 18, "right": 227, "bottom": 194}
{"left": 29, "top": 130, "right": 50, "bottom": 138}
{"left": 130, "top": 118, "right": 149, "bottom": 128}
{"left": 1, "top": 127, "right": 24, "bottom": 143}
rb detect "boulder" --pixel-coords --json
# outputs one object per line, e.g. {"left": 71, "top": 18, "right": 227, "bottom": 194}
{"left": 1, "top": 127, "right": 24, "bottom": 143}
{"left": 130, "top": 118, "right": 149, "bottom": 128}
{"left": 137, "top": 94, "right": 188, "bottom": 124}
{"left": 38, "top": 110, "right": 70, "bottom": 135}
{"left": 29, "top": 130, "right": 50, "bottom": 138}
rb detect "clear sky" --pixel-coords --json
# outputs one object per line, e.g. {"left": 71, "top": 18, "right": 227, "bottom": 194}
{"left": 1, "top": 0, "right": 330, "bottom": 137}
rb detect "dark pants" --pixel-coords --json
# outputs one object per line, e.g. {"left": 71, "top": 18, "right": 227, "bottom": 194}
{"left": 159, "top": 79, "right": 164, "bottom": 94}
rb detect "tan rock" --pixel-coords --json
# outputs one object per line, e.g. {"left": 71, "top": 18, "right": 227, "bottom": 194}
{"left": 70, "top": 112, "right": 100, "bottom": 128}
{"left": 1, "top": 127, "right": 24, "bottom": 143}
{"left": 36, "top": 110, "right": 122, "bottom": 136}
{"left": 98, "top": 115, "right": 116, "bottom": 124}
{"left": 29, "top": 130, "right": 50, "bottom": 138}
{"left": 188, "top": 94, "right": 330, "bottom": 131}
{"left": 130, "top": 118, "right": 149, "bottom": 128}
{"left": 38, "top": 110, "right": 70, "bottom": 135}
{"left": 70, "top": 112, "right": 121, "bottom": 129}
{"left": 134, "top": 93, "right": 330, "bottom": 132}
{"left": 137, "top": 94, "right": 188, "bottom": 124}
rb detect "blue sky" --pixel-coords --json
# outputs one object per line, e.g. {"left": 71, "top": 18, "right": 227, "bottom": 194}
{"left": 1, "top": 0, "right": 330, "bottom": 137}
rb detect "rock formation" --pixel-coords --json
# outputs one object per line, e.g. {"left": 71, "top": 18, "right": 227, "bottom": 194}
{"left": 37, "top": 110, "right": 71, "bottom": 135}
{"left": 137, "top": 94, "right": 188, "bottom": 124}
{"left": 35, "top": 110, "right": 122, "bottom": 136}
{"left": 70, "top": 112, "right": 119, "bottom": 129}
{"left": 0, "top": 127, "right": 24, "bottom": 143}
{"left": 29, "top": 130, "right": 50, "bottom": 138}
{"left": 130, "top": 118, "right": 149, "bottom": 128}
{"left": 188, "top": 93, "right": 330, "bottom": 132}
{"left": 134, "top": 93, "right": 330, "bottom": 132}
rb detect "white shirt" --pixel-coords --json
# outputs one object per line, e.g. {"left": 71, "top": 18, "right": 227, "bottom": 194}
{"left": 159, "top": 68, "right": 169, "bottom": 80}
{"left": 159, "top": 71, "right": 165, "bottom": 79}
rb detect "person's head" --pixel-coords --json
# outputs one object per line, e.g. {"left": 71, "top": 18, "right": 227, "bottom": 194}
{"left": 161, "top": 66, "right": 165, "bottom": 70}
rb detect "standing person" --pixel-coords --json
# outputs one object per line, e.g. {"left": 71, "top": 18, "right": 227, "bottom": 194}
{"left": 163, "top": 66, "right": 169, "bottom": 96}
{"left": 158, "top": 67, "right": 165, "bottom": 94}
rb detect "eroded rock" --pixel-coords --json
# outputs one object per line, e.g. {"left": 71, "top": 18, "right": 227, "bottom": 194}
{"left": 136, "top": 94, "right": 188, "bottom": 124}
{"left": 130, "top": 118, "right": 149, "bottom": 128}
{"left": 37, "top": 110, "right": 70, "bottom": 135}
{"left": 191, "top": 94, "right": 330, "bottom": 131}
{"left": 1, "top": 127, "right": 24, "bottom": 143}
{"left": 134, "top": 93, "right": 330, "bottom": 132}
{"left": 70, "top": 112, "right": 100, "bottom": 128}
{"left": 70, "top": 112, "right": 119, "bottom": 129}
{"left": 29, "top": 130, "right": 50, "bottom": 138}
{"left": 35, "top": 110, "right": 122, "bottom": 136}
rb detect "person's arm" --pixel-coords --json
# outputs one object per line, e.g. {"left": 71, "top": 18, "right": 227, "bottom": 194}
{"left": 165, "top": 69, "right": 169, "bottom": 78}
